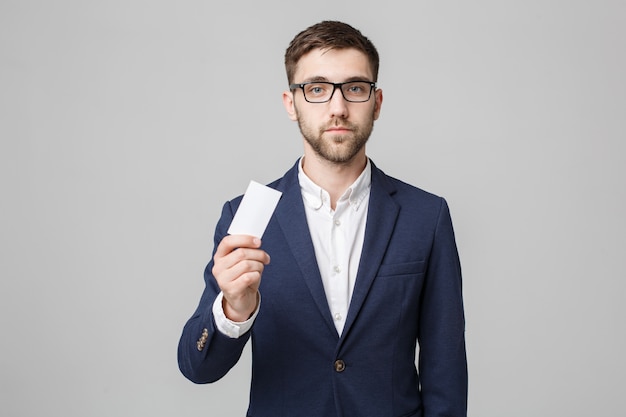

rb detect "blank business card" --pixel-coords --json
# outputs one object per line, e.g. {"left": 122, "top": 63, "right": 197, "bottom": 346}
{"left": 227, "top": 180, "right": 282, "bottom": 238}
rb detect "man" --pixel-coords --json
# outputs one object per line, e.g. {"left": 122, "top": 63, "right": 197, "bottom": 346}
{"left": 178, "top": 21, "right": 467, "bottom": 417}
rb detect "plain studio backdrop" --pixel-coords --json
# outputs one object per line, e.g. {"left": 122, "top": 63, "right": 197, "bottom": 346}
{"left": 1, "top": 1, "right": 624, "bottom": 416}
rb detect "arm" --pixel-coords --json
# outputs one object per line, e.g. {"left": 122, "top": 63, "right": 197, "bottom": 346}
{"left": 418, "top": 198, "right": 468, "bottom": 416}
{"left": 177, "top": 201, "right": 269, "bottom": 383}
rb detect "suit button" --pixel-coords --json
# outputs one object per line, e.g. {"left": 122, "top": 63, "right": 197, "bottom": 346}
{"left": 197, "top": 328, "right": 209, "bottom": 351}
{"left": 334, "top": 359, "right": 346, "bottom": 372}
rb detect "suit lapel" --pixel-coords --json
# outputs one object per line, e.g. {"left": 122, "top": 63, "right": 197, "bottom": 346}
{"left": 341, "top": 164, "right": 399, "bottom": 338}
{"left": 272, "top": 161, "right": 399, "bottom": 340}
{"left": 274, "top": 164, "right": 338, "bottom": 337}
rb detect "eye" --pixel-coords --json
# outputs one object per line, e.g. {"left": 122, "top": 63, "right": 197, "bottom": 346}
{"left": 305, "top": 83, "right": 329, "bottom": 96}
{"left": 343, "top": 82, "right": 372, "bottom": 98}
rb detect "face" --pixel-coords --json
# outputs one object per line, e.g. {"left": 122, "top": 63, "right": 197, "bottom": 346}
{"left": 283, "top": 48, "right": 383, "bottom": 165}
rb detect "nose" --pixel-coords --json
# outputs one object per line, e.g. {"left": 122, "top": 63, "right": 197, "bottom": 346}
{"left": 328, "top": 86, "right": 349, "bottom": 119}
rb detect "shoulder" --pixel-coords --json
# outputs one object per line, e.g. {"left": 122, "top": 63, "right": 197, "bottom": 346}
{"left": 371, "top": 161, "right": 446, "bottom": 209}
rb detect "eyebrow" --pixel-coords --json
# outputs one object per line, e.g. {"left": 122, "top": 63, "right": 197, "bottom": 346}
{"left": 301, "top": 75, "right": 373, "bottom": 83}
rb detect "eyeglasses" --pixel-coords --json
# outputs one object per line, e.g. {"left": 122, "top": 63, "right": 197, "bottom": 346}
{"left": 289, "top": 81, "right": 377, "bottom": 103}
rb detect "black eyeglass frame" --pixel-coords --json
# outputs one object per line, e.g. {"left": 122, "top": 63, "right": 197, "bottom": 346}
{"left": 289, "top": 81, "right": 377, "bottom": 103}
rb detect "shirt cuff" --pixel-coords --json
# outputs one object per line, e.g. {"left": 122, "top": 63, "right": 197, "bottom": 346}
{"left": 212, "top": 291, "right": 260, "bottom": 339}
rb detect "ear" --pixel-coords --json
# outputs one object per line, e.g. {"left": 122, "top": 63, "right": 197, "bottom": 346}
{"left": 282, "top": 90, "right": 298, "bottom": 121}
{"left": 373, "top": 88, "right": 383, "bottom": 120}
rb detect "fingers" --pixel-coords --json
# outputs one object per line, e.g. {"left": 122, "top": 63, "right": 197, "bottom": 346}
{"left": 214, "top": 234, "right": 262, "bottom": 258}
{"left": 213, "top": 235, "right": 270, "bottom": 277}
{"left": 212, "top": 234, "right": 270, "bottom": 321}
{"left": 218, "top": 258, "right": 265, "bottom": 289}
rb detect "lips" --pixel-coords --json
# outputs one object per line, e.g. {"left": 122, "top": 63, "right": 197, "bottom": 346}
{"left": 325, "top": 126, "right": 352, "bottom": 133}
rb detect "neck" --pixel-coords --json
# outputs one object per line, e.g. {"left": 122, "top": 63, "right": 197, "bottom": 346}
{"left": 301, "top": 151, "right": 367, "bottom": 209}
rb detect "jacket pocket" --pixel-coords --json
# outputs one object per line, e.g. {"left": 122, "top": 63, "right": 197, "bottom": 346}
{"left": 377, "top": 261, "right": 425, "bottom": 278}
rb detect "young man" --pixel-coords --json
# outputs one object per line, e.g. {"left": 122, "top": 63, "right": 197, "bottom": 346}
{"left": 178, "top": 21, "right": 468, "bottom": 417}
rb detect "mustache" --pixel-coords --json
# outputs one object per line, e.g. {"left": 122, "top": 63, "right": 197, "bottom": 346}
{"left": 325, "top": 119, "right": 356, "bottom": 130}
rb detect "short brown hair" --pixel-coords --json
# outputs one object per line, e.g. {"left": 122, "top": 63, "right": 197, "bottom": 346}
{"left": 284, "top": 21, "right": 380, "bottom": 85}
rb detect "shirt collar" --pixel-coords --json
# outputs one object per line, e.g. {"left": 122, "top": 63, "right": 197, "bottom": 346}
{"left": 298, "top": 157, "right": 371, "bottom": 212}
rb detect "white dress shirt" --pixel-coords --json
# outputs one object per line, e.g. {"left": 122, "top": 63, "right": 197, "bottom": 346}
{"left": 298, "top": 158, "right": 370, "bottom": 334}
{"left": 213, "top": 158, "right": 371, "bottom": 337}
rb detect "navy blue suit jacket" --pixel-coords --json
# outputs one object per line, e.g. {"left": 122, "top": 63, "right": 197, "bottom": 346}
{"left": 178, "top": 160, "right": 467, "bottom": 417}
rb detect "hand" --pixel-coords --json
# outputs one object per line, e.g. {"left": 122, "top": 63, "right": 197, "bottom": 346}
{"left": 212, "top": 234, "right": 270, "bottom": 322}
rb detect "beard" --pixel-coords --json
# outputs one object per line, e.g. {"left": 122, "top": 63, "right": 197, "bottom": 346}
{"left": 295, "top": 109, "right": 375, "bottom": 164}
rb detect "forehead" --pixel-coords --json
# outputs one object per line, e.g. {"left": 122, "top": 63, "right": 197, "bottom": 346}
{"left": 293, "top": 47, "right": 373, "bottom": 82}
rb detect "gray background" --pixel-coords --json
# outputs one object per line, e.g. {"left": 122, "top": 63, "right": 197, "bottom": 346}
{"left": 1, "top": 1, "right": 625, "bottom": 416}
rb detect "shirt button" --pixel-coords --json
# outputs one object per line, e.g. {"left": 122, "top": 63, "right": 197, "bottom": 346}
{"left": 334, "top": 219, "right": 341, "bottom": 226}
{"left": 334, "top": 265, "right": 341, "bottom": 273}
{"left": 334, "top": 359, "right": 346, "bottom": 372}
{"left": 334, "top": 313, "right": 342, "bottom": 321}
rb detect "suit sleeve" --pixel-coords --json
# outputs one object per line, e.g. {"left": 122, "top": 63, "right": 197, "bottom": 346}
{"left": 418, "top": 198, "right": 468, "bottom": 416}
{"left": 177, "top": 201, "right": 251, "bottom": 384}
